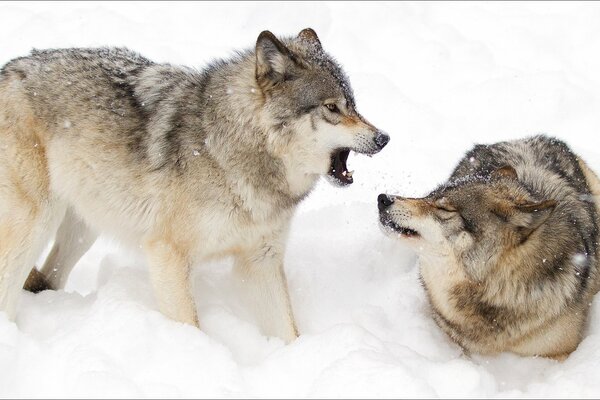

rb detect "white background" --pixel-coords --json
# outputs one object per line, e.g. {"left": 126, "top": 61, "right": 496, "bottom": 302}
{"left": 1, "top": 1, "right": 600, "bottom": 397}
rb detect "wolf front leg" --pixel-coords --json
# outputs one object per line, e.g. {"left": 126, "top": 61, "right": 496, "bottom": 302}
{"left": 143, "top": 238, "right": 199, "bottom": 327}
{"left": 234, "top": 242, "right": 298, "bottom": 343}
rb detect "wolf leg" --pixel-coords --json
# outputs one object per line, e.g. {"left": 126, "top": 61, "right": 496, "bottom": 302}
{"left": 143, "top": 239, "right": 199, "bottom": 327}
{"left": 0, "top": 160, "right": 64, "bottom": 318}
{"left": 0, "top": 203, "right": 64, "bottom": 318}
{"left": 24, "top": 206, "right": 97, "bottom": 292}
{"left": 234, "top": 243, "right": 298, "bottom": 343}
{"left": 0, "top": 74, "right": 65, "bottom": 316}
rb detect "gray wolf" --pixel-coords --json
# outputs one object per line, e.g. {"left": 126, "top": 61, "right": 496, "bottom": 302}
{"left": 0, "top": 28, "right": 389, "bottom": 342}
{"left": 378, "top": 135, "right": 599, "bottom": 359}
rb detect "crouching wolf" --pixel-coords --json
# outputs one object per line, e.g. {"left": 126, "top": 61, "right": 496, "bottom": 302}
{"left": 379, "top": 135, "right": 600, "bottom": 358}
{"left": 0, "top": 28, "right": 389, "bottom": 342}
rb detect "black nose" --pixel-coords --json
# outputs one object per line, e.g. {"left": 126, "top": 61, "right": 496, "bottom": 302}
{"left": 378, "top": 193, "right": 394, "bottom": 211}
{"left": 374, "top": 131, "right": 390, "bottom": 149}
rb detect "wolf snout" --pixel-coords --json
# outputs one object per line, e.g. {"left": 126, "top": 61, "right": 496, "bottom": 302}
{"left": 378, "top": 193, "right": 394, "bottom": 211}
{"left": 374, "top": 131, "right": 390, "bottom": 150}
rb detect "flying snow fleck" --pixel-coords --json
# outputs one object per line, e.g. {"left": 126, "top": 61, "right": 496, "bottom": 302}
{"left": 572, "top": 253, "right": 587, "bottom": 267}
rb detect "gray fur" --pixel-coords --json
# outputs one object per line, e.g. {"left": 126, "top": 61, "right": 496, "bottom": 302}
{"left": 0, "top": 29, "right": 388, "bottom": 341}
{"left": 380, "top": 135, "right": 600, "bottom": 358}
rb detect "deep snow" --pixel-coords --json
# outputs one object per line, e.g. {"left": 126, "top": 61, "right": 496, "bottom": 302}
{"left": 1, "top": 1, "right": 600, "bottom": 398}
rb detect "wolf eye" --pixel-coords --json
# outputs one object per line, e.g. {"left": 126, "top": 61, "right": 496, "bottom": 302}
{"left": 325, "top": 103, "right": 340, "bottom": 113}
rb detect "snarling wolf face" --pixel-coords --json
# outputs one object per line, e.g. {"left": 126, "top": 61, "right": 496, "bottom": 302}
{"left": 378, "top": 166, "right": 556, "bottom": 281}
{"left": 255, "top": 29, "right": 389, "bottom": 186}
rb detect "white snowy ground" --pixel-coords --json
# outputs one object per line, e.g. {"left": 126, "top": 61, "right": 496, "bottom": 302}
{"left": 1, "top": 1, "right": 600, "bottom": 398}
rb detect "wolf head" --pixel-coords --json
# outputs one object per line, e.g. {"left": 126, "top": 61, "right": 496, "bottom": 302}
{"left": 255, "top": 29, "right": 389, "bottom": 187}
{"left": 378, "top": 166, "right": 557, "bottom": 281}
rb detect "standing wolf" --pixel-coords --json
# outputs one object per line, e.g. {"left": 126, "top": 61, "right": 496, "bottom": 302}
{"left": 0, "top": 28, "right": 389, "bottom": 342}
{"left": 379, "top": 135, "right": 599, "bottom": 358}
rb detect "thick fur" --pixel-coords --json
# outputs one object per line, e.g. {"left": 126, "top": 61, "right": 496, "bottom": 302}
{"left": 0, "top": 28, "right": 387, "bottom": 342}
{"left": 379, "top": 135, "right": 600, "bottom": 358}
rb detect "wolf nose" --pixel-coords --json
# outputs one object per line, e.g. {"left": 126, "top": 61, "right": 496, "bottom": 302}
{"left": 378, "top": 193, "right": 394, "bottom": 211}
{"left": 374, "top": 131, "right": 390, "bottom": 149}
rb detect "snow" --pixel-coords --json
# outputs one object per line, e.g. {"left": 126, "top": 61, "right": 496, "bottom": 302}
{"left": 2, "top": 1, "right": 600, "bottom": 397}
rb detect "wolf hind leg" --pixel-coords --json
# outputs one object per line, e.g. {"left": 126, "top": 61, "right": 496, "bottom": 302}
{"left": 0, "top": 74, "right": 65, "bottom": 317}
{"left": 23, "top": 206, "right": 97, "bottom": 292}
{"left": 0, "top": 192, "right": 65, "bottom": 319}
{"left": 233, "top": 243, "right": 298, "bottom": 343}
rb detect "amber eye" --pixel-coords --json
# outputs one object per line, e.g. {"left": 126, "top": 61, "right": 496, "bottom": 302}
{"left": 325, "top": 103, "right": 340, "bottom": 113}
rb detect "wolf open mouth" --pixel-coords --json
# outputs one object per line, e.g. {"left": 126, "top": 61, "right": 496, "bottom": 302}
{"left": 329, "top": 148, "right": 353, "bottom": 186}
{"left": 380, "top": 215, "right": 420, "bottom": 238}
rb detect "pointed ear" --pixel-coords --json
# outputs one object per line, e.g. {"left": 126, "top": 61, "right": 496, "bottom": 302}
{"left": 255, "top": 30, "right": 294, "bottom": 89}
{"left": 297, "top": 28, "right": 322, "bottom": 49}
{"left": 491, "top": 165, "right": 518, "bottom": 180}
{"left": 513, "top": 199, "right": 557, "bottom": 238}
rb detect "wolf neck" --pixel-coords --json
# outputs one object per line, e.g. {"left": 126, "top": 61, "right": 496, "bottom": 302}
{"left": 200, "top": 55, "right": 318, "bottom": 218}
{"left": 139, "top": 53, "right": 319, "bottom": 220}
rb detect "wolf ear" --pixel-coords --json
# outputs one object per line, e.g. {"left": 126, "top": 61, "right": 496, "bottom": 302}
{"left": 512, "top": 199, "right": 557, "bottom": 238}
{"left": 297, "top": 28, "right": 322, "bottom": 49}
{"left": 491, "top": 165, "right": 518, "bottom": 180}
{"left": 255, "top": 30, "right": 294, "bottom": 89}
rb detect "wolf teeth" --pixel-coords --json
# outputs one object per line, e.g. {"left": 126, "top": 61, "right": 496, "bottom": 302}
{"left": 347, "top": 170, "right": 354, "bottom": 178}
